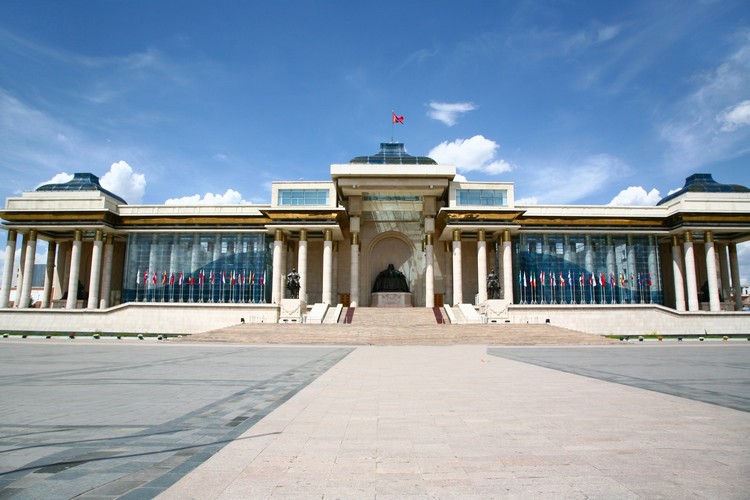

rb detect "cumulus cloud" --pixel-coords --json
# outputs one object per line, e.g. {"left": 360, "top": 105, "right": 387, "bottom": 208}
{"left": 608, "top": 186, "right": 662, "bottom": 206}
{"left": 428, "top": 135, "right": 512, "bottom": 175}
{"left": 36, "top": 172, "right": 74, "bottom": 188}
{"left": 738, "top": 241, "right": 750, "bottom": 287}
{"left": 427, "top": 101, "right": 477, "bottom": 126}
{"left": 165, "top": 188, "right": 248, "bottom": 205}
{"left": 515, "top": 196, "right": 539, "bottom": 205}
{"left": 100, "top": 161, "right": 146, "bottom": 204}
{"left": 717, "top": 100, "right": 750, "bottom": 131}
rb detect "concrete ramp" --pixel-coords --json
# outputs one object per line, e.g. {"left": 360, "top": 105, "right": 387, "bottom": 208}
{"left": 458, "top": 303, "right": 483, "bottom": 324}
{"left": 306, "top": 303, "right": 329, "bottom": 324}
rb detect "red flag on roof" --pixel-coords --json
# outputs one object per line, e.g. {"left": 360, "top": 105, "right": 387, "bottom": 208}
{"left": 392, "top": 112, "right": 404, "bottom": 124}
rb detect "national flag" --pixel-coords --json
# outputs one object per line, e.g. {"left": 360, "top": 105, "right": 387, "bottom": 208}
{"left": 647, "top": 273, "right": 653, "bottom": 286}
{"left": 600, "top": 273, "right": 605, "bottom": 287}
{"left": 161, "top": 271, "right": 167, "bottom": 285}
{"left": 199, "top": 270, "right": 205, "bottom": 285}
{"left": 222, "top": 271, "right": 226, "bottom": 284}
{"left": 619, "top": 273, "right": 626, "bottom": 286}
{"left": 239, "top": 272, "right": 244, "bottom": 285}
{"left": 169, "top": 273, "right": 175, "bottom": 286}
{"left": 559, "top": 272, "right": 565, "bottom": 287}
{"left": 523, "top": 271, "right": 527, "bottom": 288}
{"left": 591, "top": 273, "right": 596, "bottom": 287}
{"left": 144, "top": 270, "right": 149, "bottom": 286}
{"left": 550, "top": 273, "right": 555, "bottom": 286}
{"left": 136, "top": 269, "right": 141, "bottom": 286}
{"left": 152, "top": 272, "right": 157, "bottom": 285}
{"left": 579, "top": 273, "right": 584, "bottom": 285}
{"left": 188, "top": 276, "right": 194, "bottom": 286}
{"left": 392, "top": 112, "right": 404, "bottom": 124}
{"left": 179, "top": 272, "right": 184, "bottom": 286}
{"left": 210, "top": 270, "right": 215, "bottom": 284}
{"left": 260, "top": 271, "right": 265, "bottom": 285}
{"left": 231, "top": 271, "right": 236, "bottom": 286}
{"left": 540, "top": 271, "right": 545, "bottom": 287}
{"left": 568, "top": 270, "right": 572, "bottom": 286}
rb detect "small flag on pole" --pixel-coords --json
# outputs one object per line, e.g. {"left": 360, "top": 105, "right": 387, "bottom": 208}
{"left": 392, "top": 112, "right": 404, "bottom": 124}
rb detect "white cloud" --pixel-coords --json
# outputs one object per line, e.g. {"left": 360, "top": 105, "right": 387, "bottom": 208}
{"left": 427, "top": 101, "right": 477, "bottom": 126}
{"left": 608, "top": 186, "right": 662, "bottom": 206}
{"left": 165, "top": 188, "right": 248, "bottom": 205}
{"left": 428, "top": 135, "right": 512, "bottom": 175}
{"left": 717, "top": 100, "right": 750, "bottom": 131}
{"left": 660, "top": 33, "right": 750, "bottom": 170}
{"left": 100, "top": 161, "right": 146, "bottom": 204}
{"left": 515, "top": 196, "right": 539, "bottom": 205}
{"left": 36, "top": 172, "right": 74, "bottom": 189}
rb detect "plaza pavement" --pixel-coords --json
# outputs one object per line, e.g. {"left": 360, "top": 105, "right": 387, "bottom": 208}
{"left": 0, "top": 339, "right": 748, "bottom": 499}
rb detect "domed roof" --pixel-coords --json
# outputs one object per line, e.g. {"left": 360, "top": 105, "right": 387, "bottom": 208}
{"left": 36, "top": 173, "right": 128, "bottom": 204}
{"left": 657, "top": 173, "right": 749, "bottom": 205}
{"left": 350, "top": 142, "right": 437, "bottom": 165}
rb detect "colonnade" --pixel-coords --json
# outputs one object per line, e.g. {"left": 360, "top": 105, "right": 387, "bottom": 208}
{"left": 272, "top": 228, "right": 335, "bottom": 305}
{"left": 0, "top": 229, "right": 116, "bottom": 309}
{"left": 670, "top": 231, "right": 743, "bottom": 312}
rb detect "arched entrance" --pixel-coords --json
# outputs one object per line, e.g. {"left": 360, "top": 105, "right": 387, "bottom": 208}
{"left": 365, "top": 231, "right": 417, "bottom": 306}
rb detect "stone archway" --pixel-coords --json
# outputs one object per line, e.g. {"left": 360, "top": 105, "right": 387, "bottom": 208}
{"left": 365, "top": 232, "right": 416, "bottom": 305}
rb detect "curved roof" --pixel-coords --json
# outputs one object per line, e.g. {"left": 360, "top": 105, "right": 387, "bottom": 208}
{"left": 657, "top": 173, "right": 749, "bottom": 205}
{"left": 350, "top": 142, "right": 437, "bottom": 165}
{"left": 36, "top": 173, "right": 128, "bottom": 204}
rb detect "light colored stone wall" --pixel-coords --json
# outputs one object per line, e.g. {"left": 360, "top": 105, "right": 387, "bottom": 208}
{"left": 509, "top": 304, "right": 750, "bottom": 335}
{"left": 0, "top": 303, "right": 277, "bottom": 334}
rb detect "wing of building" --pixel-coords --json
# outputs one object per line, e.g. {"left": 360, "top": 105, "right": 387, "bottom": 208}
{"left": 1, "top": 143, "right": 749, "bottom": 335}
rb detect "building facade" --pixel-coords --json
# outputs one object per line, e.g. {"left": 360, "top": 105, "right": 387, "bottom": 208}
{"left": 1, "top": 143, "right": 749, "bottom": 335}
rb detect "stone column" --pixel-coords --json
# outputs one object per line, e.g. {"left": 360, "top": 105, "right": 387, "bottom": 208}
{"left": 298, "top": 229, "right": 308, "bottom": 303}
{"left": 15, "top": 234, "right": 26, "bottom": 308}
{"left": 322, "top": 229, "right": 333, "bottom": 304}
{"left": 0, "top": 230, "right": 17, "bottom": 308}
{"left": 350, "top": 232, "right": 359, "bottom": 307}
{"left": 54, "top": 241, "right": 70, "bottom": 301}
{"left": 452, "top": 229, "right": 463, "bottom": 305}
{"left": 444, "top": 242, "right": 453, "bottom": 306}
{"left": 728, "top": 243, "right": 742, "bottom": 311}
{"left": 99, "top": 235, "right": 115, "bottom": 308}
{"left": 19, "top": 230, "right": 38, "bottom": 308}
{"left": 425, "top": 233, "right": 434, "bottom": 308}
{"left": 704, "top": 232, "right": 721, "bottom": 312}
{"left": 502, "top": 230, "right": 513, "bottom": 303}
{"left": 41, "top": 241, "right": 56, "bottom": 308}
{"left": 87, "top": 230, "right": 104, "bottom": 309}
{"left": 280, "top": 235, "right": 288, "bottom": 299}
{"left": 333, "top": 242, "right": 339, "bottom": 302}
{"left": 683, "top": 231, "right": 699, "bottom": 312}
{"left": 717, "top": 243, "right": 731, "bottom": 304}
{"left": 271, "top": 229, "right": 283, "bottom": 305}
{"left": 477, "top": 230, "right": 487, "bottom": 304}
{"left": 66, "top": 230, "right": 83, "bottom": 309}
{"left": 627, "top": 235, "right": 637, "bottom": 303}
{"left": 671, "top": 235, "right": 686, "bottom": 312}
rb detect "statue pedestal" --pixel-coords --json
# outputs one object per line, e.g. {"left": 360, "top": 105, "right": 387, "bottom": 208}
{"left": 371, "top": 292, "right": 412, "bottom": 307}
{"left": 279, "top": 298, "right": 306, "bottom": 323}
{"left": 481, "top": 299, "right": 510, "bottom": 322}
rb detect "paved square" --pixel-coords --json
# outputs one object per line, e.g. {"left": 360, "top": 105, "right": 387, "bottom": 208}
{"left": 0, "top": 340, "right": 351, "bottom": 498}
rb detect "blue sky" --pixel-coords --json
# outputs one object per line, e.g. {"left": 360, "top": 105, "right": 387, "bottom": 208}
{"left": 1, "top": 1, "right": 750, "bottom": 281}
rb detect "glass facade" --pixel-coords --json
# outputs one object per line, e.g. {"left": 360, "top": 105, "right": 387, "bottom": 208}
{"left": 122, "top": 232, "right": 272, "bottom": 304}
{"left": 457, "top": 189, "right": 507, "bottom": 206}
{"left": 513, "top": 233, "right": 662, "bottom": 305}
{"left": 278, "top": 189, "right": 329, "bottom": 206}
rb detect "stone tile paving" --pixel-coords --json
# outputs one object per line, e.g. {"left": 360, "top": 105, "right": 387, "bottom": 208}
{"left": 162, "top": 344, "right": 750, "bottom": 499}
{"left": 0, "top": 340, "right": 351, "bottom": 499}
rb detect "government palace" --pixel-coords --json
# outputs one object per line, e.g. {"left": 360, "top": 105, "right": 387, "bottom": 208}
{"left": 1, "top": 142, "right": 749, "bottom": 336}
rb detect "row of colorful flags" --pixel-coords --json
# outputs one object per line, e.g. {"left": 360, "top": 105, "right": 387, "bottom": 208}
{"left": 520, "top": 271, "right": 653, "bottom": 288}
{"left": 136, "top": 270, "right": 265, "bottom": 287}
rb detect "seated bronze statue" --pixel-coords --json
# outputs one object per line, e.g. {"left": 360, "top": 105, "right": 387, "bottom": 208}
{"left": 372, "top": 264, "right": 410, "bottom": 293}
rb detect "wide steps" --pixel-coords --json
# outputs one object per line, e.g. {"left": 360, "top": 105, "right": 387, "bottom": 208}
{"left": 180, "top": 315, "right": 616, "bottom": 346}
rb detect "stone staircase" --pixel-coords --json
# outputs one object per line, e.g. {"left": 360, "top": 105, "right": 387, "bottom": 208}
{"left": 178, "top": 307, "right": 616, "bottom": 346}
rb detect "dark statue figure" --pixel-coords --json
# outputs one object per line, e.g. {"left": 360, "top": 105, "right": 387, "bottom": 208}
{"left": 286, "top": 268, "right": 301, "bottom": 299}
{"left": 487, "top": 270, "right": 501, "bottom": 300}
{"left": 372, "top": 264, "right": 410, "bottom": 293}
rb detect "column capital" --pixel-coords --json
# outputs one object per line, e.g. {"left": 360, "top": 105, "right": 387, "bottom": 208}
{"left": 452, "top": 229, "right": 461, "bottom": 242}
{"left": 324, "top": 229, "right": 333, "bottom": 241}
{"left": 705, "top": 231, "right": 714, "bottom": 243}
{"left": 73, "top": 230, "right": 83, "bottom": 241}
{"left": 105, "top": 234, "right": 114, "bottom": 245}
{"left": 299, "top": 228, "right": 307, "bottom": 241}
{"left": 28, "top": 230, "right": 37, "bottom": 241}
{"left": 502, "top": 230, "right": 511, "bottom": 243}
{"left": 477, "top": 229, "right": 486, "bottom": 242}
{"left": 351, "top": 233, "right": 359, "bottom": 246}
{"left": 425, "top": 233, "right": 433, "bottom": 246}
{"left": 94, "top": 229, "right": 103, "bottom": 241}
{"left": 671, "top": 235, "right": 681, "bottom": 247}
{"left": 274, "top": 229, "right": 284, "bottom": 241}
{"left": 683, "top": 231, "right": 693, "bottom": 243}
